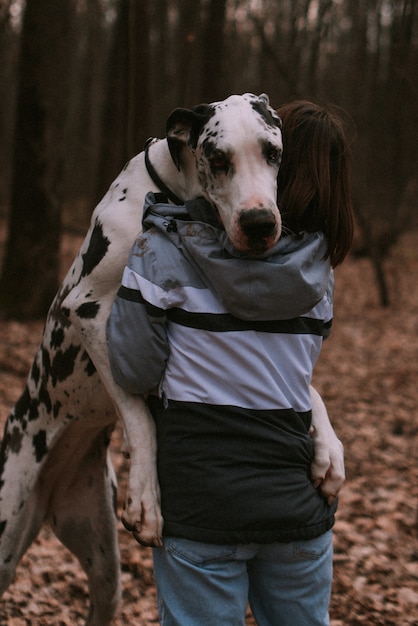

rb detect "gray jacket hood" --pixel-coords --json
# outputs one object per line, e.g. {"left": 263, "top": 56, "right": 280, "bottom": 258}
{"left": 142, "top": 192, "right": 332, "bottom": 321}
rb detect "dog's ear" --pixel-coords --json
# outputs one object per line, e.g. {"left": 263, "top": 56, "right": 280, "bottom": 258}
{"left": 257, "top": 93, "right": 282, "bottom": 129}
{"left": 258, "top": 93, "right": 270, "bottom": 107}
{"left": 166, "top": 104, "right": 214, "bottom": 170}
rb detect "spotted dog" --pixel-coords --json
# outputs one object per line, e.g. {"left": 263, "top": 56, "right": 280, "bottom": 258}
{"left": 0, "top": 94, "right": 283, "bottom": 625}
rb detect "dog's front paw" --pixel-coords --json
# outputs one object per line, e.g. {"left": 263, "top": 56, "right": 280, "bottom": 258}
{"left": 122, "top": 494, "right": 163, "bottom": 547}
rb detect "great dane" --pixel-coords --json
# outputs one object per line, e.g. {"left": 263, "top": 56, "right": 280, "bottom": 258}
{"left": 0, "top": 93, "right": 342, "bottom": 625}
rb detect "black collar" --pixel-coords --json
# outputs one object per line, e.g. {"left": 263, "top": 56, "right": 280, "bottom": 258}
{"left": 144, "top": 139, "right": 184, "bottom": 206}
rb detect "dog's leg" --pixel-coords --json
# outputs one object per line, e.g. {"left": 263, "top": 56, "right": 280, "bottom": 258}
{"left": 309, "top": 385, "right": 345, "bottom": 503}
{"left": 61, "top": 242, "right": 164, "bottom": 545}
{"left": 44, "top": 423, "right": 121, "bottom": 626}
{"left": 0, "top": 464, "right": 47, "bottom": 595}
{"left": 0, "top": 355, "right": 57, "bottom": 595}
{"left": 59, "top": 160, "right": 164, "bottom": 545}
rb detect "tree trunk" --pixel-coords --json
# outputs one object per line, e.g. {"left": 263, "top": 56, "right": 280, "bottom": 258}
{"left": 0, "top": 0, "right": 73, "bottom": 319}
{"left": 175, "top": 0, "right": 202, "bottom": 106}
{"left": 0, "top": 4, "right": 19, "bottom": 211}
{"left": 97, "top": 0, "right": 151, "bottom": 199}
{"left": 199, "top": 0, "right": 228, "bottom": 102}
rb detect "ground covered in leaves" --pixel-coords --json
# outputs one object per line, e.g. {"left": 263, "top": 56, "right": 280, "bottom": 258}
{"left": 0, "top": 229, "right": 418, "bottom": 625}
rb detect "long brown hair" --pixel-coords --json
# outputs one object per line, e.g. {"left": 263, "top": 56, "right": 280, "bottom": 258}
{"left": 277, "top": 100, "right": 354, "bottom": 267}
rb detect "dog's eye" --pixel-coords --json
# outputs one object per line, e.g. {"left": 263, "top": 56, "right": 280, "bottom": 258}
{"left": 266, "top": 147, "right": 281, "bottom": 165}
{"left": 210, "top": 154, "right": 229, "bottom": 173}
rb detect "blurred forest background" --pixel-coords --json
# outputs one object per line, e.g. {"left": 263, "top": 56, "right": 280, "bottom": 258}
{"left": 1, "top": 3, "right": 418, "bottom": 623}
{"left": 0, "top": 0, "right": 417, "bottom": 318}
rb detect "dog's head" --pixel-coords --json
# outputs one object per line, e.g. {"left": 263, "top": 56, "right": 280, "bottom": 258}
{"left": 166, "top": 93, "right": 282, "bottom": 255}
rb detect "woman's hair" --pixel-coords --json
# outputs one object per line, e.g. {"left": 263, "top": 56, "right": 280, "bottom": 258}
{"left": 277, "top": 100, "right": 354, "bottom": 267}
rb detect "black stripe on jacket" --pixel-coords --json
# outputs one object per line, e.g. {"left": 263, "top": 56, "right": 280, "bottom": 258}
{"left": 118, "top": 285, "right": 331, "bottom": 336}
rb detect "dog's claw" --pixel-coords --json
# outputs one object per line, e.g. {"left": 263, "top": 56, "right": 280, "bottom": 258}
{"left": 121, "top": 500, "right": 164, "bottom": 548}
{"left": 121, "top": 517, "right": 135, "bottom": 533}
{"left": 132, "top": 527, "right": 163, "bottom": 547}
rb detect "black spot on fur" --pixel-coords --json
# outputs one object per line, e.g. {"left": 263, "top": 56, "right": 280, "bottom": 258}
{"left": 189, "top": 104, "right": 216, "bottom": 148}
{"left": 81, "top": 351, "right": 97, "bottom": 376}
{"left": 81, "top": 221, "right": 110, "bottom": 277}
{"left": 75, "top": 301, "right": 100, "bottom": 319}
{"left": 0, "top": 430, "right": 9, "bottom": 489}
{"left": 50, "top": 326, "right": 65, "bottom": 350}
{"left": 39, "top": 385, "right": 52, "bottom": 413}
{"left": 53, "top": 401, "right": 62, "bottom": 418}
{"left": 29, "top": 354, "right": 40, "bottom": 387}
{"left": 119, "top": 188, "right": 128, "bottom": 201}
{"left": 41, "top": 346, "right": 52, "bottom": 379}
{"left": 251, "top": 99, "right": 282, "bottom": 130}
{"left": 9, "top": 426, "right": 24, "bottom": 453}
{"left": 27, "top": 399, "right": 40, "bottom": 422}
{"left": 12, "top": 386, "right": 38, "bottom": 424}
{"left": 201, "top": 140, "right": 233, "bottom": 177}
{"left": 51, "top": 344, "right": 81, "bottom": 386}
{"left": 33, "top": 430, "right": 48, "bottom": 462}
{"left": 0, "top": 520, "right": 6, "bottom": 539}
{"left": 202, "top": 139, "right": 232, "bottom": 162}
{"left": 202, "top": 139, "right": 215, "bottom": 156}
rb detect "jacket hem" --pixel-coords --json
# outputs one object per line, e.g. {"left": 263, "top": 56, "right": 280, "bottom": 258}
{"left": 162, "top": 515, "right": 335, "bottom": 545}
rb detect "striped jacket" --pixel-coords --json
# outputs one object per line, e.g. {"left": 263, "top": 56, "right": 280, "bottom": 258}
{"left": 107, "top": 192, "right": 337, "bottom": 544}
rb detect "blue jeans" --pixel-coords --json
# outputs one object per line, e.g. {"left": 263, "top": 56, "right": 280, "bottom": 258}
{"left": 152, "top": 530, "right": 333, "bottom": 626}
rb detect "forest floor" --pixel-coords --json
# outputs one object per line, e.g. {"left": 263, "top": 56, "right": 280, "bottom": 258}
{"left": 0, "top": 226, "right": 418, "bottom": 625}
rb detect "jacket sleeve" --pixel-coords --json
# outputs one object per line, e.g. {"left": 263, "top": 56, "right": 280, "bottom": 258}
{"left": 106, "top": 274, "right": 169, "bottom": 396}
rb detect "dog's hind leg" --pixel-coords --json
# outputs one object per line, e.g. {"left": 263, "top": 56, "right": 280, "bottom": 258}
{"left": 44, "top": 424, "right": 121, "bottom": 626}
{"left": 0, "top": 476, "right": 47, "bottom": 595}
{"left": 0, "top": 396, "right": 53, "bottom": 595}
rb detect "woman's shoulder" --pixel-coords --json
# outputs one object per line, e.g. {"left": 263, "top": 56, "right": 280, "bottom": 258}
{"left": 128, "top": 227, "right": 206, "bottom": 297}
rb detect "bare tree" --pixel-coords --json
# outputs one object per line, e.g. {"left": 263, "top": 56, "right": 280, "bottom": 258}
{"left": 248, "top": 0, "right": 335, "bottom": 100}
{"left": 245, "top": 0, "right": 418, "bottom": 305}
{"left": 149, "top": 0, "right": 174, "bottom": 129}
{"left": 199, "top": 0, "right": 228, "bottom": 102}
{"left": 1, "top": 0, "right": 416, "bottom": 312}
{"left": 98, "top": 0, "right": 151, "bottom": 198}
{"left": 175, "top": 0, "right": 202, "bottom": 105}
{"left": 348, "top": 0, "right": 418, "bottom": 305}
{"left": 62, "top": 0, "right": 111, "bottom": 227}
{"left": 0, "top": 0, "right": 19, "bottom": 211}
{"left": 0, "top": 0, "right": 74, "bottom": 319}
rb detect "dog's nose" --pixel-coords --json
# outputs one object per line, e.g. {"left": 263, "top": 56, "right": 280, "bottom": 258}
{"left": 239, "top": 209, "right": 277, "bottom": 240}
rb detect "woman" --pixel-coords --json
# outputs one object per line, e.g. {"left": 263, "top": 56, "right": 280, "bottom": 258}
{"left": 107, "top": 100, "right": 354, "bottom": 626}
